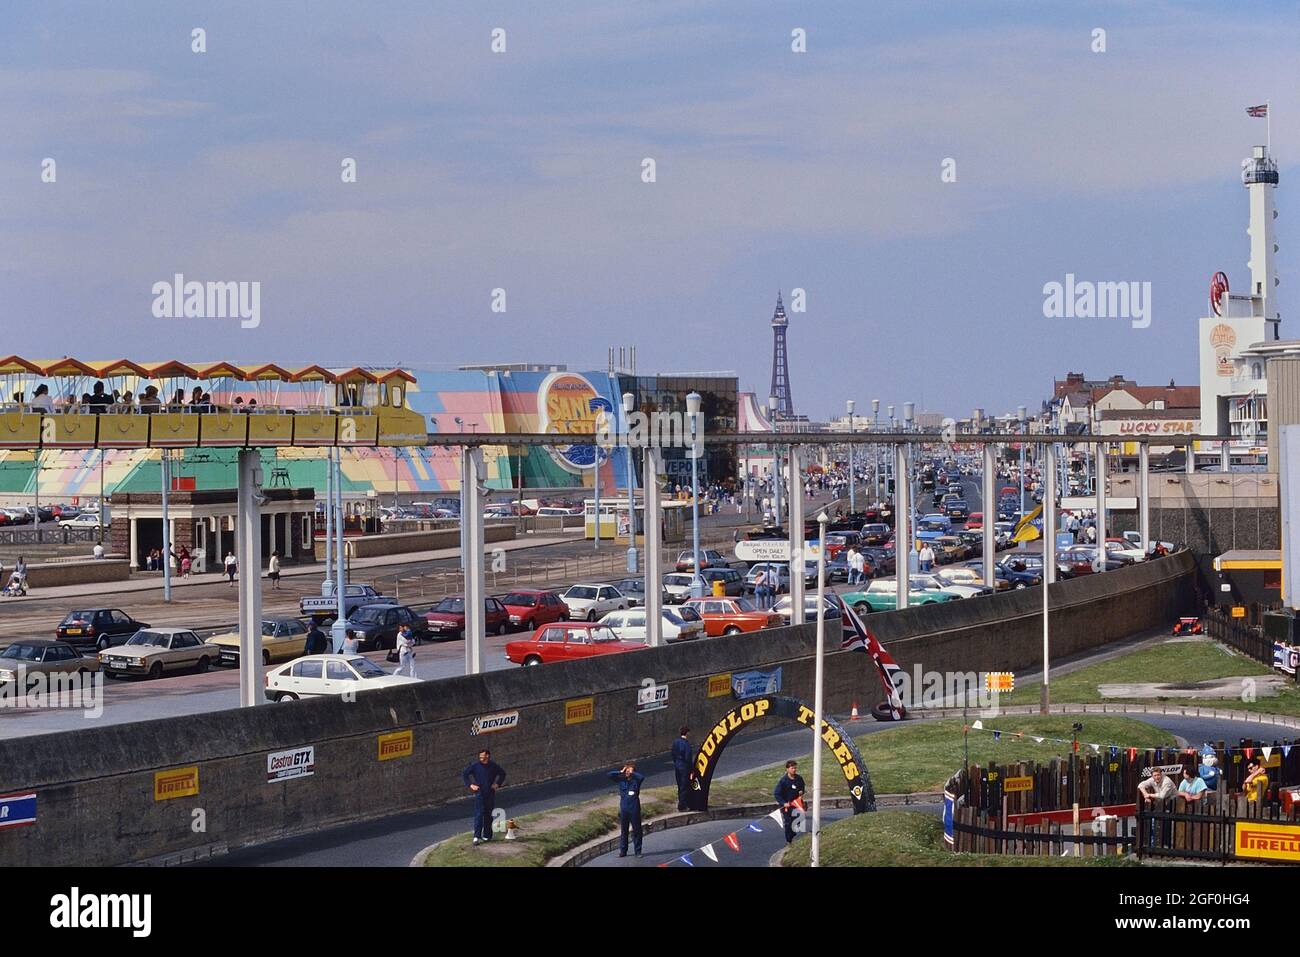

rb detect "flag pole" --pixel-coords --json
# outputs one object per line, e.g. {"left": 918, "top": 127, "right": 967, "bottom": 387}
{"left": 1267, "top": 101, "right": 1271, "bottom": 152}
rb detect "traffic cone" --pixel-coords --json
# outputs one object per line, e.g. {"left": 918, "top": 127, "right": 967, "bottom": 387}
{"left": 849, "top": 702, "right": 860, "bottom": 721}
{"left": 505, "top": 819, "right": 519, "bottom": 840}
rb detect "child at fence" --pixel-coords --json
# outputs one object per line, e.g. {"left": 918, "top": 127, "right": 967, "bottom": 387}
{"left": 1242, "top": 759, "right": 1269, "bottom": 802}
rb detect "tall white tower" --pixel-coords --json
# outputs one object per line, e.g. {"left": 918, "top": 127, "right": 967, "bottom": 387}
{"left": 1243, "top": 144, "right": 1281, "bottom": 331}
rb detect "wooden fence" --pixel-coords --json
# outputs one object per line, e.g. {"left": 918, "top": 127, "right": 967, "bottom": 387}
{"left": 1138, "top": 792, "right": 1299, "bottom": 862}
{"left": 1204, "top": 605, "right": 1281, "bottom": 669}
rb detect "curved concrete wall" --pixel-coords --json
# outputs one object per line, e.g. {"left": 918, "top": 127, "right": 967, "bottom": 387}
{"left": 0, "top": 553, "right": 1193, "bottom": 866}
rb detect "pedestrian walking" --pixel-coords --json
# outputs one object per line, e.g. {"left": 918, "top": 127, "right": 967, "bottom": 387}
{"left": 224, "top": 550, "right": 237, "bottom": 585}
{"left": 774, "top": 760, "right": 806, "bottom": 845}
{"left": 304, "top": 621, "right": 328, "bottom": 656}
{"left": 919, "top": 543, "right": 935, "bottom": 573}
{"left": 392, "top": 623, "right": 417, "bottom": 678}
{"left": 754, "top": 567, "right": 771, "bottom": 609}
{"left": 341, "top": 628, "right": 360, "bottom": 654}
{"left": 607, "top": 762, "right": 645, "bottom": 857}
{"left": 671, "top": 726, "right": 694, "bottom": 811}
{"left": 268, "top": 551, "right": 281, "bottom": 589}
{"left": 462, "top": 749, "right": 507, "bottom": 845}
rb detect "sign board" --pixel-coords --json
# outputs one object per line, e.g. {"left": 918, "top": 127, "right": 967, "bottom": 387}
{"left": 377, "top": 730, "right": 413, "bottom": 761}
{"left": 985, "top": 671, "right": 1015, "bottom": 693}
{"left": 471, "top": 710, "right": 520, "bottom": 735}
{"left": 564, "top": 697, "right": 594, "bottom": 725}
{"left": 1234, "top": 820, "right": 1300, "bottom": 862}
{"left": 732, "top": 667, "right": 782, "bottom": 698}
{"left": 707, "top": 673, "right": 732, "bottom": 698}
{"left": 1139, "top": 764, "right": 1185, "bottom": 779}
{"left": 1003, "top": 775, "right": 1033, "bottom": 793}
{"left": 735, "top": 540, "right": 792, "bottom": 562}
{"left": 637, "top": 681, "right": 669, "bottom": 713}
{"left": 0, "top": 792, "right": 36, "bottom": 829}
{"left": 153, "top": 766, "right": 199, "bottom": 801}
{"left": 266, "top": 746, "right": 315, "bottom": 782}
{"left": 1232, "top": 606, "right": 1247, "bottom": 618}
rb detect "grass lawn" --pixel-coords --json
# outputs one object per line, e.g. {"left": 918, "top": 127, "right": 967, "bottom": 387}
{"left": 422, "top": 715, "right": 1172, "bottom": 866}
{"left": 780, "top": 810, "right": 1138, "bottom": 867}
{"left": 996, "top": 638, "right": 1300, "bottom": 719}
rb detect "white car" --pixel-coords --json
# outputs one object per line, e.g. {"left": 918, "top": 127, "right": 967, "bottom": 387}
{"left": 1102, "top": 540, "right": 1146, "bottom": 563}
{"left": 560, "top": 583, "right": 629, "bottom": 621}
{"left": 263, "top": 654, "right": 419, "bottom": 701}
{"left": 598, "top": 607, "right": 704, "bottom": 643}
{"left": 771, "top": 594, "right": 842, "bottom": 625}
{"left": 911, "top": 574, "right": 987, "bottom": 599}
{"left": 662, "top": 573, "right": 696, "bottom": 601}
{"left": 59, "top": 513, "right": 102, "bottom": 529}
{"left": 1121, "top": 531, "right": 1174, "bottom": 554}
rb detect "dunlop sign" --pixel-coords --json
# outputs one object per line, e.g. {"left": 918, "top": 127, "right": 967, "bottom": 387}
{"left": 565, "top": 697, "right": 595, "bottom": 725}
{"left": 154, "top": 766, "right": 199, "bottom": 801}
{"left": 1234, "top": 821, "right": 1300, "bottom": 862}
{"left": 471, "top": 711, "right": 520, "bottom": 736}
{"left": 378, "top": 730, "right": 414, "bottom": 761}
{"left": 691, "top": 695, "right": 876, "bottom": 814}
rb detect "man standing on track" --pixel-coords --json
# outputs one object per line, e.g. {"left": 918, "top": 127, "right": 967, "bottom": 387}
{"left": 608, "top": 762, "right": 645, "bottom": 857}
{"left": 671, "top": 727, "right": 694, "bottom": 812}
{"left": 462, "top": 749, "right": 507, "bottom": 846}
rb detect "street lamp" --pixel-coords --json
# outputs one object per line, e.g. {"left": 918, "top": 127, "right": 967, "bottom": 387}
{"left": 687, "top": 392, "right": 704, "bottom": 597}
{"left": 1018, "top": 405, "right": 1028, "bottom": 517}
{"left": 622, "top": 392, "right": 637, "bottom": 574}
{"left": 811, "top": 508, "right": 830, "bottom": 868}
{"left": 769, "top": 395, "right": 782, "bottom": 526}
{"left": 846, "top": 399, "right": 856, "bottom": 514}
{"left": 903, "top": 403, "right": 916, "bottom": 572}
{"left": 872, "top": 399, "right": 881, "bottom": 502}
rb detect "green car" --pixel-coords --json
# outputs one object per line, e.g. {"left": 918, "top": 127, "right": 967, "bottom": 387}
{"left": 842, "top": 579, "right": 959, "bottom": 614}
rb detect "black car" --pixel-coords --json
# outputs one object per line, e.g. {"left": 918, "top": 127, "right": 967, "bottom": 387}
{"left": 56, "top": 608, "right": 150, "bottom": 651}
{"left": 825, "top": 553, "right": 852, "bottom": 583}
{"left": 944, "top": 499, "right": 970, "bottom": 521}
{"left": 993, "top": 558, "right": 1045, "bottom": 588}
{"left": 611, "top": 578, "right": 671, "bottom": 608}
{"left": 342, "top": 603, "right": 430, "bottom": 652}
{"left": 860, "top": 546, "right": 895, "bottom": 576}
{"left": 860, "top": 523, "right": 891, "bottom": 546}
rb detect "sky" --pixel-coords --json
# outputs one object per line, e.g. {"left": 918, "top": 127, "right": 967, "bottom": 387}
{"left": 3, "top": 1, "right": 1298, "bottom": 422}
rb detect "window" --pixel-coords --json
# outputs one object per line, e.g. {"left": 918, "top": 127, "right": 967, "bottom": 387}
{"left": 540, "top": 627, "right": 566, "bottom": 643}
{"left": 175, "top": 634, "right": 201, "bottom": 648}
{"left": 292, "top": 660, "right": 323, "bottom": 679}
{"left": 604, "top": 615, "right": 624, "bottom": 629}
{"left": 327, "top": 661, "right": 357, "bottom": 680}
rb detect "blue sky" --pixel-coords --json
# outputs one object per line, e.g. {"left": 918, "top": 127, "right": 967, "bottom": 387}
{"left": 2, "top": 1, "right": 1297, "bottom": 420}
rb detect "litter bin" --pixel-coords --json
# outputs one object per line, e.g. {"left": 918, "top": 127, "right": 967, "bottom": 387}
{"left": 712, "top": 579, "right": 725, "bottom": 597}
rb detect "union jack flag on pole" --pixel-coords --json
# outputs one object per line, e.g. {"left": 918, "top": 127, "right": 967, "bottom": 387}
{"left": 840, "top": 602, "right": 906, "bottom": 719}
{"left": 1247, "top": 104, "right": 1268, "bottom": 117}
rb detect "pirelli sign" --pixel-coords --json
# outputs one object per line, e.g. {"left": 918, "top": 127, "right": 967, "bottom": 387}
{"left": 378, "top": 730, "right": 414, "bottom": 761}
{"left": 1234, "top": 821, "right": 1300, "bottom": 863}
{"left": 153, "top": 766, "right": 199, "bottom": 801}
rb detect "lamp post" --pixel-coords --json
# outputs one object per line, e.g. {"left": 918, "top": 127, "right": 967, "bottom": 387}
{"left": 811, "top": 508, "right": 829, "bottom": 867}
{"left": 1018, "top": 405, "right": 1028, "bottom": 518}
{"left": 903, "top": 403, "right": 917, "bottom": 573}
{"left": 687, "top": 392, "right": 704, "bottom": 597}
{"left": 769, "top": 395, "right": 782, "bottom": 526}
{"left": 872, "top": 399, "right": 881, "bottom": 503}
{"left": 846, "top": 399, "right": 856, "bottom": 514}
{"left": 886, "top": 404, "right": 895, "bottom": 505}
{"left": 623, "top": 392, "right": 637, "bottom": 574}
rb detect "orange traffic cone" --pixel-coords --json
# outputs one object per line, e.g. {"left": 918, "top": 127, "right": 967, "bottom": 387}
{"left": 849, "top": 702, "right": 860, "bottom": 721}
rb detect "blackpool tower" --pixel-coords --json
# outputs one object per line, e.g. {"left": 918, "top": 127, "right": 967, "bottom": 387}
{"left": 768, "top": 291, "right": 794, "bottom": 418}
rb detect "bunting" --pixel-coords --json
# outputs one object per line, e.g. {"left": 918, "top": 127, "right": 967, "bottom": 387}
{"left": 700, "top": 844, "right": 718, "bottom": 863}
{"left": 963, "top": 722, "right": 1296, "bottom": 757}
{"left": 724, "top": 832, "right": 741, "bottom": 853}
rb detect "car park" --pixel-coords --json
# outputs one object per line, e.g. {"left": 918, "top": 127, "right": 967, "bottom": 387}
{"left": 423, "top": 596, "right": 509, "bottom": 640}
{"left": 560, "top": 583, "right": 629, "bottom": 621}
{"left": 0, "top": 639, "right": 92, "bottom": 690}
{"left": 599, "top": 607, "right": 705, "bottom": 643}
{"left": 56, "top": 609, "right": 150, "bottom": 651}
{"left": 264, "top": 654, "right": 419, "bottom": 700}
{"left": 498, "top": 590, "right": 569, "bottom": 630}
{"left": 210, "top": 616, "right": 311, "bottom": 666}
{"left": 98, "top": 628, "right": 220, "bottom": 679}
{"left": 504, "top": 622, "right": 645, "bottom": 666}
{"left": 682, "top": 597, "right": 782, "bottom": 636}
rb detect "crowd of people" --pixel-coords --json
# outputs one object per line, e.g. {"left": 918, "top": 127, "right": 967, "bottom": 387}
{"left": 10, "top": 380, "right": 269, "bottom": 415}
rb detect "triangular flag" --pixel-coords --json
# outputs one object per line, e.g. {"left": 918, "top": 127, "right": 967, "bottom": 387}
{"left": 768, "top": 808, "right": 784, "bottom": 824}
{"left": 993, "top": 731, "right": 1001, "bottom": 742}
{"left": 679, "top": 853, "right": 694, "bottom": 867}
{"left": 657, "top": 862, "right": 670, "bottom": 868}
{"left": 724, "top": 832, "right": 741, "bottom": 853}
{"left": 972, "top": 720, "right": 984, "bottom": 730}
{"left": 1244, "top": 747, "right": 1254, "bottom": 759}
{"left": 1110, "top": 746, "right": 1118, "bottom": 758}
{"left": 792, "top": 795, "right": 806, "bottom": 812}
{"left": 746, "top": 823, "right": 763, "bottom": 833}
{"left": 700, "top": 844, "right": 718, "bottom": 863}
{"left": 1127, "top": 748, "right": 1137, "bottom": 762}
{"left": 1262, "top": 746, "right": 1273, "bottom": 761}
{"left": 1284, "top": 745, "right": 1292, "bottom": 759}
{"left": 1089, "top": 743, "right": 1101, "bottom": 753}
{"left": 1032, "top": 736, "right": 1044, "bottom": 744}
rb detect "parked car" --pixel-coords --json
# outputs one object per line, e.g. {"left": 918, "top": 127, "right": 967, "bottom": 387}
{"left": 98, "top": 628, "right": 220, "bottom": 679}
{"left": 0, "top": 639, "right": 92, "bottom": 690}
{"left": 662, "top": 573, "right": 697, "bottom": 602}
{"left": 1059, "top": 546, "right": 1127, "bottom": 576}
{"left": 560, "top": 583, "right": 629, "bottom": 621}
{"left": 771, "top": 593, "right": 844, "bottom": 625}
{"left": 910, "top": 573, "right": 989, "bottom": 599}
{"left": 943, "top": 499, "right": 970, "bottom": 522}
{"left": 300, "top": 584, "right": 395, "bottom": 622}
{"left": 341, "top": 603, "right": 431, "bottom": 650}
{"left": 210, "top": 616, "right": 311, "bottom": 666}
{"left": 698, "top": 567, "right": 746, "bottom": 596}
{"left": 423, "top": 596, "right": 510, "bottom": 640}
{"left": 675, "top": 549, "right": 731, "bottom": 572}
{"left": 58, "top": 513, "right": 102, "bottom": 530}
{"left": 682, "top": 597, "right": 782, "bottom": 636}
{"left": 841, "top": 579, "right": 959, "bottom": 614}
{"left": 56, "top": 609, "right": 150, "bottom": 651}
{"left": 264, "top": 654, "right": 420, "bottom": 701}
{"left": 965, "top": 511, "right": 984, "bottom": 530}
{"left": 1103, "top": 538, "right": 1146, "bottom": 563}
{"left": 504, "top": 622, "right": 645, "bottom": 666}
{"left": 994, "top": 556, "right": 1049, "bottom": 586}
{"left": 860, "top": 523, "right": 891, "bottom": 546}
{"left": 932, "top": 535, "right": 970, "bottom": 564}
{"left": 498, "top": 590, "right": 569, "bottom": 631}
{"left": 743, "top": 562, "right": 791, "bottom": 594}
{"left": 859, "top": 546, "right": 895, "bottom": 576}
{"left": 599, "top": 607, "right": 705, "bottom": 643}
{"left": 1121, "top": 530, "right": 1175, "bottom": 553}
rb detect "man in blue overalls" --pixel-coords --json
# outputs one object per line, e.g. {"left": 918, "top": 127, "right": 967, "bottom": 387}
{"left": 462, "top": 749, "right": 507, "bottom": 845}
{"left": 671, "top": 727, "right": 694, "bottom": 811}
{"left": 608, "top": 762, "right": 646, "bottom": 857}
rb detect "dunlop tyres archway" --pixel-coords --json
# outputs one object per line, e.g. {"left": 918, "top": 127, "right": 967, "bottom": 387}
{"left": 690, "top": 695, "right": 876, "bottom": 813}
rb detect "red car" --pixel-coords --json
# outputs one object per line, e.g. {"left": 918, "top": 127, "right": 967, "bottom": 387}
{"left": 682, "top": 597, "right": 782, "bottom": 637}
{"left": 504, "top": 622, "right": 645, "bottom": 666}
{"left": 1172, "top": 617, "right": 1203, "bottom": 636}
{"left": 498, "top": 589, "right": 569, "bottom": 632}
{"left": 966, "top": 512, "right": 983, "bottom": 530}
{"left": 423, "top": 595, "right": 510, "bottom": 640}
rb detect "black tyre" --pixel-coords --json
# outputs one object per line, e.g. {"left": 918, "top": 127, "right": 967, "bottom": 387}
{"left": 148, "top": 661, "right": 163, "bottom": 680}
{"left": 587, "top": 610, "right": 597, "bottom": 622}
{"left": 854, "top": 602, "right": 872, "bottom": 616}
{"left": 723, "top": 626, "right": 742, "bottom": 636}
{"left": 1014, "top": 582, "right": 1027, "bottom": 590}
{"left": 262, "top": 649, "right": 272, "bottom": 666}
{"left": 523, "top": 656, "right": 542, "bottom": 667}
{"left": 276, "top": 691, "right": 298, "bottom": 702}
{"left": 97, "top": 637, "right": 110, "bottom": 652}
{"left": 196, "top": 656, "right": 210, "bottom": 674}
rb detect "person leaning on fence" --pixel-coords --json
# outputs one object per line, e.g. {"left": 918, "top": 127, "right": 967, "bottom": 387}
{"left": 1177, "top": 767, "right": 1208, "bottom": 804}
{"left": 1138, "top": 768, "right": 1175, "bottom": 847}
{"left": 1242, "top": 759, "right": 1269, "bottom": 802}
